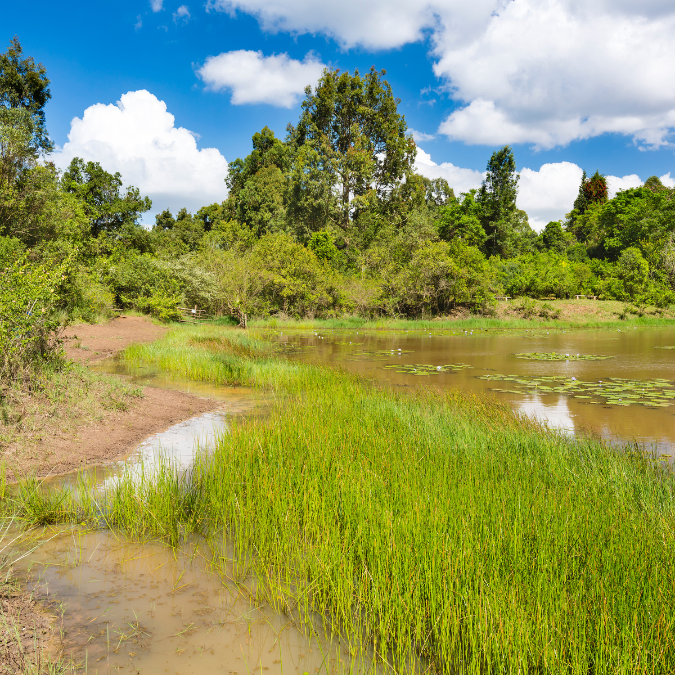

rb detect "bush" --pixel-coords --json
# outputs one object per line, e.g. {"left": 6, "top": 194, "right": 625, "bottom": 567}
{"left": 0, "top": 252, "right": 68, "bottom": 385}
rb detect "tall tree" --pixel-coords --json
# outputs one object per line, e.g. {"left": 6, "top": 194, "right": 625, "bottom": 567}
{"left": 293, "top": 67, "right": 416, "bottom": 239}
{"left": 0, "top": 37, "right": 52, "bottom": 153}
{"left": 62, "top": 158, "right": 151, "bottom": 237}
{"left": 584, "top": 170, "right": 608, "bottom": 205}
{"left": 477, "top": 146, "right": 519, "bottom": 256}
{"left": 572, "top": 170, "right": 588, "bottom": 215}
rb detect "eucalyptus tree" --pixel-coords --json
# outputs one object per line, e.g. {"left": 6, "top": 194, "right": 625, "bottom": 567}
{"left": 292, "top": 67, "right": 417, "bottom": 242}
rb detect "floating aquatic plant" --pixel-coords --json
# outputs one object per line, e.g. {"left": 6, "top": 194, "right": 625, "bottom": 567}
{"left": 478, "top": 373, "right": 675, "bottom": 408}
{"left": 348, "top": 348, "right": 414, "bottom": 361}
{"left": 515, "top": 352, "right": 612, "bottom": 361}
{"left": 384, "top": 363, "right": 473, "bottom": 375}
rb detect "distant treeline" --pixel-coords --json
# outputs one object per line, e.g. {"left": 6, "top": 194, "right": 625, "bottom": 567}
{"left": 2, "top": 37, "right": 675, "bottom": 348}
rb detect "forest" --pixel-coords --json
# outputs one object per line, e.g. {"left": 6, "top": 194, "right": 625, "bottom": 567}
{"left": 3, "top": 36, "right": 675, "bottom": 381}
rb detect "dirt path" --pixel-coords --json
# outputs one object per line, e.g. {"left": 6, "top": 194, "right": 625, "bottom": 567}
{"left": 63, "top": 314, "right": 169, "bottom": 365}
{"left": 5, "top": 316, "right": 219, "bottom": 479}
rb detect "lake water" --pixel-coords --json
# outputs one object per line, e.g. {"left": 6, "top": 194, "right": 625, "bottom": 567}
{"left": 266, "top": 325, "right": 675, "bottom": 454}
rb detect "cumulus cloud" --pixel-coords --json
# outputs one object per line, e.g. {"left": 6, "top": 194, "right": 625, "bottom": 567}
{"left": 173, "top": 5, "right": 191, "bottom": 23}
{"left": 197, "top": 50, "right": 324, "bottom": 107}
{"left": 410, "top": 129, "right": 435, "bottom": 143}
{"left": 52, "top": 90, "right": 229, "bottom": 218}
{"left": 606, "top": 174, "right": 643, "bottom": 198}
{"left": 414, "top": 148, "right": 484, "bottom": 195}
{"left": 150, "top": 0, "right": 163, "bottom": 11}
{"left": 661, "top": 173, "right": 675, "bottom": 188}
{"left": 518, "top": 162, "right": 583, "bottom": 231}
{"left": 206, "top": 0, "right": 675, "bottom": 148}
{"left": 206, "top": 0, "right": 449, "bottom": 50}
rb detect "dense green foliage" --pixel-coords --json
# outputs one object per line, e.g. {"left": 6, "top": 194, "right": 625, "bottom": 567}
{"left": 2, "top": 38, "right": 675, "bottom": 354}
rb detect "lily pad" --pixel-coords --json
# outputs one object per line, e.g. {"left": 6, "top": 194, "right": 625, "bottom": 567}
{"left": 384, "top": 363, "right": 473, "bottom": 375}
{"left": 515, "top": 352, "right": 612, "bottom": 361}
{"left": 477, "top": 373, "right": 675, "bottom": 409}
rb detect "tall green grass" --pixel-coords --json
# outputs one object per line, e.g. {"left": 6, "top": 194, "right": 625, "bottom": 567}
{"left": 9, "top": 325, "right": 675, "bottom": 672}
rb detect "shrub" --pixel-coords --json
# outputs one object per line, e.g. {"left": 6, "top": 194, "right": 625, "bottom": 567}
{"left": 0, "top": 252, "right": 68, "bottom": 385}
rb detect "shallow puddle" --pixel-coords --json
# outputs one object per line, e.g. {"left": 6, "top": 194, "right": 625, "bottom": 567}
{"left": 267, "top": 326, "right": 675, "bottom": 453}
{"left": 15, "top": 529, "right": 371, "bottom": 674}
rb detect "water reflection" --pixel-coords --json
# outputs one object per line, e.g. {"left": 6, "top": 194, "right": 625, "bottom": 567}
{"left": 517, "top": 394, "right": 575, "bottom": 433}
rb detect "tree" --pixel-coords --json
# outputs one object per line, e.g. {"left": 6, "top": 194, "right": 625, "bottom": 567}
{"left": 477, "top": 146, "right": 519, "bottom": 256}
{"left": 236, "top": 165, "right": 287, "bottom": 236}
{"left": 584, "top": 170, "right": 608, "bottom": 205}
{"left": 572, "top": 170, "right": 588, "bottom": 215}
{"left": 618, "top": 247, "right": 649, "bottom": 299}
{"left": 62, "top": 158, "right": 151, "bottom": 238}
{"left": 644, "top": 175, "right": 667, "bottom": 193}
{"left": 542, "top": 221, "right": 567, "bottom": 254}
{"left": 0, "top": 37, "right": 52, "bottom": 153}
{"left": 294, "top": 67, "right": 416, "bottom": 238}
{"left": 436, "top": 190, "right": 487, "bottom": 249}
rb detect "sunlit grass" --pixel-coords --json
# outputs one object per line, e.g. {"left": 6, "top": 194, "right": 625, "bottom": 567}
{"left": 6, "top": 324, "right": 675, "bottom": 672}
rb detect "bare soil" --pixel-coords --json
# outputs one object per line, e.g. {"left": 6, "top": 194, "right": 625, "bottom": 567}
{"left": 0, "top": 578, "right": 56, "bottom": 675}
{"left": 2, "top": 316, "right": 220, "bottom": 479}
{"left": 62, "top": 314, "right": 168, "bottom": 365}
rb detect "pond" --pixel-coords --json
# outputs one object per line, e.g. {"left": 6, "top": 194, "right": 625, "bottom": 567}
{"left": 267, "top": 325, "right": 675, "bottom": 454}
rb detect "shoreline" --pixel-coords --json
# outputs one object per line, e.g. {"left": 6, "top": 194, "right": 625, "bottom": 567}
{"left": 2, "top": 316, "right": 223, "bottom": 480}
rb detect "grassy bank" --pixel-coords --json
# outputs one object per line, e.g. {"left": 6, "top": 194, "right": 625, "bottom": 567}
{"left": 8, "top": 325, "right": 675, "bottom": 673}
{"left": 247, "top": 298, "right": 675, "bottom": 332}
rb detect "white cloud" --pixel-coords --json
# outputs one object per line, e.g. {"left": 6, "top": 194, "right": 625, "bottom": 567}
{"left": 410, "top": 129, "right": 435, "bottom": 143}
{"left": 197, "top": 50, "right": 325, "bottom": 107}
{"left": 52, "top": 90, "right": 229, "bottom": 218}
{"left": 206, "top": 0, "right": 453, "bottom": 50}
{"left": 661, "top": 172, "right": 675, "bottom": 188}
{"left": 518, "top": 162, "right": 583, "bottom": 231}
{"left": 173, "top": 5, "right": 191, "bottom": 23}
{"left": 606, "top": 174, "right": 643, "bottom": 198}
{"left": 150, "top": 0, "right": 163, "bottom": 12}
{"left": 414, "top": 148, "right": 484, "bottom": 196}
{"left": 206, "top": 0, "right": 675, "bottom": 148}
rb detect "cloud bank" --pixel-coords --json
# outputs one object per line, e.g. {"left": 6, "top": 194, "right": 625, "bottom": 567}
{"left": 207, "top": 0, "right": 675, "bottom": 148}
{"left": 53, "top": 90, "right": 229, "bottom": 218}
{"left": 197, "top": 50, "right": 325, "bottom": 107}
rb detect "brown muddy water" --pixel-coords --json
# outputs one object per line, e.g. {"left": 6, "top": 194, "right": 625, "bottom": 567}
{"left": 267, "top": 325, "right": 675, "bottom": 454}
{"left": 13, "top": 528, "right": 370, "bottom": 674}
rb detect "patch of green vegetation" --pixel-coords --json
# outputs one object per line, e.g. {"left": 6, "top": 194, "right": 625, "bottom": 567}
{"left": 655, "top": 345, "right": 675, "bottom": 349}
{"left": 7, "top": 325, "right": 675, "bottom": 672}
{"left": 383, "top": 363, "right": 473, "bottom": 375}
{"left": 480, "top": 373, "right": 675, "bottom": 408}
{"left": 515, "top": 352, "right": 612, "bottom": 361}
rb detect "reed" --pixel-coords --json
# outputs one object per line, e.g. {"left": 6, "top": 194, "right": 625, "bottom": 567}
{"left": 9, "top": 325, "right": 675, "bottom": 672}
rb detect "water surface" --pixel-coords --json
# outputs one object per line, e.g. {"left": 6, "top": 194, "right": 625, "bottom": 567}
{"left": 269, "top": 326, "right": 675, "bottom": 453}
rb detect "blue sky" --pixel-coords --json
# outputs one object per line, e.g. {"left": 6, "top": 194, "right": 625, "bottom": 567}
{"left": 6, "top": 0, "right": 675, "bottom": 229}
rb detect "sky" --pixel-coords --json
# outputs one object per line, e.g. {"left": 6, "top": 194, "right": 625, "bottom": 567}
{"left": 5, "top": 0, "right": 675, "bottom": 230}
